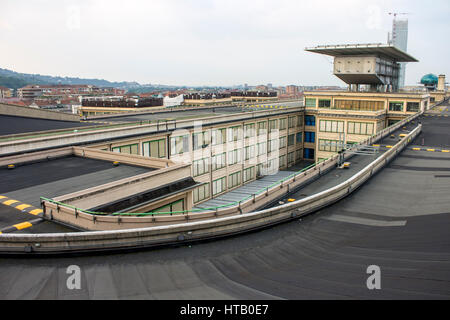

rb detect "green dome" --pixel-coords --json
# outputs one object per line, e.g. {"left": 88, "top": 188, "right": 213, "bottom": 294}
{"left": 420, "top": 74, "right": 438, "bottom": 85}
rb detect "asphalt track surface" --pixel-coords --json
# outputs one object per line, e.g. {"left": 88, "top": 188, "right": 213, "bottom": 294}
{"left": 0, "top": 115, "right": 96, "bottom": 136}
{"left": 0, "top": 103, "right": 449, "bottom": 299}
{"left": 0, "top": 156, "right": 150, "bottom": 232}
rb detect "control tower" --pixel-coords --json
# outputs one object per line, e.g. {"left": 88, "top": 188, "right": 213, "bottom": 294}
{"left": 305, "top": 43, "right": 418, "bottom": 92}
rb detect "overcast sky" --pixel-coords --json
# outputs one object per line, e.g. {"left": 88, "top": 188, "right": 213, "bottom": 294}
{"left": 1, "top": 0, "right": 448, "bottom": 87}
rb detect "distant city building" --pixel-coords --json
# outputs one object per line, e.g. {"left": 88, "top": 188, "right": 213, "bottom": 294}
{"left": 286, "top": 85, "right": 299, "bottom": 95}
{"left": 388, "top": 18, "right": 409, "bottom": 88}
{"left": 255, "top": 85, "right": 268, "bottom": 92}
{"left": 0, "top": 86, "right": 12, "bottom": 99}
{"left": 163, "top": 94, "right": 184, "bottom": 107}
{"left": 17, "top": 84, "right": 125, "bottom": 99}
{"left": 230, "top": 90, "right": 277, "bottom": 102}
{"left": 81, "top": 95, "right": 163, "bottom": 108}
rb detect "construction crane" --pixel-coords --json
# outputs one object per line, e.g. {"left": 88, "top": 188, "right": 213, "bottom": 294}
{"left": 388, "top": 12, "right": 410, "bottom": 19}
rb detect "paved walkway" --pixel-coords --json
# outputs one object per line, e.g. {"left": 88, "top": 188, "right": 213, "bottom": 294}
{"left": 194, "top": 170, "right": 297, "bottom": 210}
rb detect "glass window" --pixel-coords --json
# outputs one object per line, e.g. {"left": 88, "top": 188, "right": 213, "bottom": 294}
{"left": 334, "top": 100, "right": 384, "bottom": 111}
{"left": 143, "top": 139, "right": 166, "bottom": 158}
{"left": 279, "top": 118, "right": 287, "bottom": 130}
{"left": 257, "top": 121, "right": 267, "bottom": 135}
{"left": 257, "top": 142, "right": 267, "bottom": 156}
{"left": 245, "top": 145, "right": 255, "bottom": 160}
{"left": 212, "top": 177, "right": 226, "bottom": 195}
{"left": 112, "top": 144, "right": 139, "bottom": 155}
{"left": 305, "top": 98, "right": 316, "bottom": 108}
{"left": 228, "top": 149, "right": 242, "bottom": 165}
{"left": 244, "top": 123, "right": 255, "bottom": 138}
{"left": 211, "top": 128, "right": 226, "bottom": 145}
{"left": 228, "top": 171, "right": 241, "bottom": 188}
{"left": 170, "top": 135, "right": 189, "bottom": 155}
{"left": 269, "top": 139, "right": 278, "bottom": 152}
{"left": 305, "top": 115, "right": 316, "bottom": 126}
{"left": 288, "top": 116, "right": 296, "bottom": 128}
{"left": 347, "top": 122, "right": 374, "bottom": 135}
{"left": 318, "top": 99, "right": 331, "bottom": 108}
{"left": 193, "top": 131, "right": 210, "bottom": 150}
{"left": 305, "top": 131, "right": 315, "bottom": 143}
{"left": 192, "top": 158, "right": 209, "bottom": 176}
{"left": 288, "top": 152, "right": 295, "bottom": 165}
{"left": 193, "top": 183, "right": 210, "bottom": 203}
{"left": 279, "top": 136, "right": 287, "bottom": 149}
{"left": 288, "top": 134, "right": 295, "bottom": 146}
{"left": 269, "top": 119, "right": 278, "bottom": 132}
{"left": 212, "top": 153, "right": 226, "bottom": 170}
{"left": 279, "top": 155, "right": 286, "bottom": 168}
{"left": 244, "top": 167, "right": 255, "bottom": 182}
{"left": 389, "top": 102, "right": 404, "bottom": 112}
{"left": 406, "top": 102, "right": 420, "bottom": 112}
{"left": 228, "top": 126, "right": 241, "bottom": 142}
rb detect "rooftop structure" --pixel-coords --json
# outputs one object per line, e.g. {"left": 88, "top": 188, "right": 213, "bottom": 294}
{"left": 305, "top": 43, "right": 418, "bottom": 92}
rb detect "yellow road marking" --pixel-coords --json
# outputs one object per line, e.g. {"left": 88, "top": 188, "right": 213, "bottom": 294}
{"left": 0, "top": 196, "right": 7, "bottom": 199}
{"left": 16, "top": 204, "right": 32, "bottom": 210}
{"left": 412, "top": 148, "right": 421, "bottom": 151}
{"left": 427, "top": 149, "right": 435, "bottom": 152}
{"left": 373, "top": 144, "right": 380, "bottom": 147}
{"left": 29, "top": 209, "right": 43, "bottom": 215}
{"left": 3, "top": 199, "right": 19, "bottom": 206}
{"left": 442, "top": 150, "right": 450, "bottom": 153}
{"left": 386, "top": 145, "right": 393, "bottom": 148}
{"left": 13, "top": 222, "right": 33, "bottom": 230}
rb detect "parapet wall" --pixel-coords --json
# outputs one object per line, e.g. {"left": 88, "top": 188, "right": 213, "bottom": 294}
{"left": 0, "top": 103, "right": 80, "bottom": 122}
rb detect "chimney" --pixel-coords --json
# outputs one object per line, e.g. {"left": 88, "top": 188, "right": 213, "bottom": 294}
{"left": 437, "top": 74, "right": 445, "bottom": 91}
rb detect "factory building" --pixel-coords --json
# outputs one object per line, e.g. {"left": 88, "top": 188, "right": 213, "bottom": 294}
{"left": 303, "top": 43, "right": 430, "bottom": 162}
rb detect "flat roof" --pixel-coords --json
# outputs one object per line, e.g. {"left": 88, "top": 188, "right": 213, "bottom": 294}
{"left": 305, "top": 43, "right": 419, "bottom": 62}
{"left": 0, "top": 155, "right": 151, "bottom": 207}
{"left": 0, "top": 114, "right": 98, "bottom": 136}
{"left": 92, "top": 106, "right": 249, "bottom": 123}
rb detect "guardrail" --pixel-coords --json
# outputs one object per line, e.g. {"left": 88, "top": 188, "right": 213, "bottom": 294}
{"left": 0, "top": 110, "right": 422, "bottom": 254}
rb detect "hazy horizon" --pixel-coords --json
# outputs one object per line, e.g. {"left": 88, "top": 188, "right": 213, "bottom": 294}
{"left": 1, "top": 0, "right": 449, "bottom": 87}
